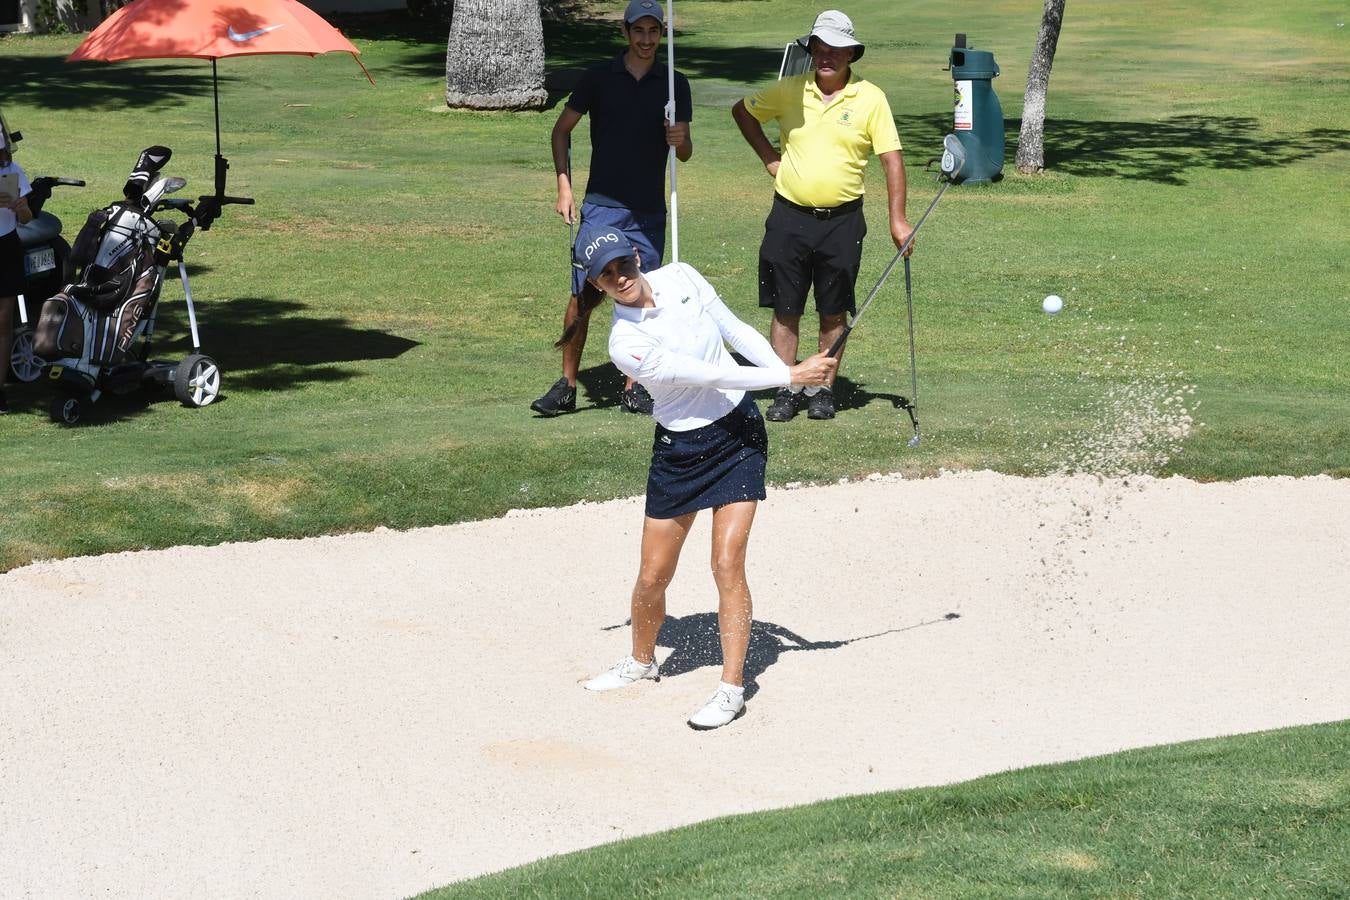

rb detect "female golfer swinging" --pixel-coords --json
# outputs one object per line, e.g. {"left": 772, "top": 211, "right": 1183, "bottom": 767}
{"left": 575, "top": 225, "right": 837, "bottom": 729}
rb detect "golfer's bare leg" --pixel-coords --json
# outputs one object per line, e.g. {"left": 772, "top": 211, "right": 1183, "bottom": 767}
{"left": 561, "top": 294, "right": 586, "bottom": 386}
{"left": 709, "top": 501, "right": 757, "bottom": 687}
{"left": 818, "top": 312, "right": 847, "bottom": 385}
{"left": 770, "top": 312, "right": 801, "bottom": 366}
{"left": 631, "top": 512, "right": 696, "bottom": 664}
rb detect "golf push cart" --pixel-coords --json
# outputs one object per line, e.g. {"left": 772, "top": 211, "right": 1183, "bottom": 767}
{"left": 33, "top": 146, "right": 252, "bottom": 425}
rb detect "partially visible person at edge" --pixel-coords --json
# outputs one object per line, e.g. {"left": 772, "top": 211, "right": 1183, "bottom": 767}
{"left": 731, "top": 9, "right": 911, "bottom": 422}
{"left": 570, "top": 224, "right": 837, "bottom": 730}
{"left": 531, "top": 0, "right": 693, "bottom": 419}
{"left": 0, "top": 123, "right": 34, "bottom": 415}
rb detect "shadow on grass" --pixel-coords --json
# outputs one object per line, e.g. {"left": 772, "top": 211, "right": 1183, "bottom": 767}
{"left": 895, "top": 113, "right": 1350, "bottom": 185}
{"left": 1, "top": 293, "right": 417, "bottom": 423}
{"left": 158, "top": 296, "right": 420, "bottom": 391}
{"left": 569, "top": 365, "right": 914, "bottom": 417}
{"left": 0, "top": 381, "right": 166, "bottom": 425}
{"left": 1, "top": 54, "right": 215, "bottom": 114}
{"left": 604, "top": 612, "right": 959, "bottom": 700}
{"left": 572, "top": 360, "right": 626, "bottom": 413}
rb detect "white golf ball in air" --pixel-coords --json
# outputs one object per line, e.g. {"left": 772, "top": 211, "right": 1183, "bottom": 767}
{"left": 1042, "top": 294, "right": 1064, "bottom": 315}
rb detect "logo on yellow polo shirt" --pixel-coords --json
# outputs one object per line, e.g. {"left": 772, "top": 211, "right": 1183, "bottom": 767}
{"left": 838, "top": 109, "right": 854, "bottom": 126}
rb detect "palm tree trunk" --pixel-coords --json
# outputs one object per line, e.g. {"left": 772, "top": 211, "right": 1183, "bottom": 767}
{"left": 445, "top": 0, "right": 547, "bottom": 110}
{"left": 1015, "top": 0, "right": 1067, "bottom": 174}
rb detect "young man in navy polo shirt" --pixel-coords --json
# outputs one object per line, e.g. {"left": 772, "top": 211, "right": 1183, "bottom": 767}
{"left": 531, "top": 0, "right": 694, "bottom": 417}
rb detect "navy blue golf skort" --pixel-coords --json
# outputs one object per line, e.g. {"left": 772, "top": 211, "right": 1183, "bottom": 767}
{"left": 645, "top": 394, "right": 769, "bottom": 519}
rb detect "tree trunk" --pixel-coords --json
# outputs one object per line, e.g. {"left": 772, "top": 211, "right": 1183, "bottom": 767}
{"left": 445, "top": 0, "right": 547, "bottom": 111}
{"left": 1015, "top": 0, "right": 1066, "bottom": 175}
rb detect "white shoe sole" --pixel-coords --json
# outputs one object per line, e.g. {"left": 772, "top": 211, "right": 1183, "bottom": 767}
{"left": 687, "top": 704, "right": 746, "bottom": 731}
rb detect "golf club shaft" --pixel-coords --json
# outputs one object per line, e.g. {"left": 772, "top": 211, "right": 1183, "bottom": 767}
{"left": 826, "top": 179, "right": 950, "bottom": 358}
{"left": 903, "top": 255, "right": 921, "bottom": 442}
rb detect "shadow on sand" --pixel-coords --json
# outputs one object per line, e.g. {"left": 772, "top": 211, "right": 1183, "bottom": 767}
{"left": 605, "top": 611, "right": 960, "bottom": 700}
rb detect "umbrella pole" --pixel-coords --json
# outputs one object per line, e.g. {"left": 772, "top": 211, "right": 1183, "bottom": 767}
{"left": 212, "top": 58, "right": 227, "bottom": 197}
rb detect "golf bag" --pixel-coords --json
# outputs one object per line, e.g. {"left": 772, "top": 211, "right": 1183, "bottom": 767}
{"left": 34, "top": 147, "right": 176, "bottom": 366}
{"left": 34, "top": 204, "right": 165, "bottom": 365}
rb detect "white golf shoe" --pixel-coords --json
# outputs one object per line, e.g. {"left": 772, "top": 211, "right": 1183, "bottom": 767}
{"left": 687, "top": 683, "right": 746, "bottom": 730}
{"left": 584, "top": 655, "right": 660, "bottom": 692}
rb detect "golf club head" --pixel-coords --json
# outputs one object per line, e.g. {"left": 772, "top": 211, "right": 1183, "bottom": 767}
{"left": 124, "top": 145, "right": 173, "bottom": 200}
{"left": 907, "top": 432, "right": 921, "bottom": 449}
{"left": 940, "top": 133, "right": 967, "bottom": 182}
{"left": 140, "top": 175, "right": 186, "bottom": 210}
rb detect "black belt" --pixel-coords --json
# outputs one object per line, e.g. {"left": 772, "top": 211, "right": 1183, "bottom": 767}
{"left": 774, "top": 194, "right": 863, "bottom": 220}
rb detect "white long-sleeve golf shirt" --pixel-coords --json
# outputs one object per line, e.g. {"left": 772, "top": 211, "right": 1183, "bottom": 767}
{"left": 609, "top": 262, "right": 792, "bottom": 431}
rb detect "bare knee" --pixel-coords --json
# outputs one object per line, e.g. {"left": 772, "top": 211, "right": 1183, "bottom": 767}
{"left": 709, "top": 552, "right": 747, "bottom": 590}
{"left": 634, "top": 569, "right": 672, "bottom": 597}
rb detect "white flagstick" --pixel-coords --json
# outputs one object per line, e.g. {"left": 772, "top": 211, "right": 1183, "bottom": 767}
{"left": 665, "top": 0, "right": 679, "bottom": 263}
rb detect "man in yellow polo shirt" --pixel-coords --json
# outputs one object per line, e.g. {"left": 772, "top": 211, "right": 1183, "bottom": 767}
{"left": 732, "top": 9, "right": 912, "bottom": 421}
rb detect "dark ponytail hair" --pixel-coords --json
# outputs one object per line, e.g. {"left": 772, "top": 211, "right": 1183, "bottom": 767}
{"left": 553, "top": 280, "right": 608, "bottom": 348}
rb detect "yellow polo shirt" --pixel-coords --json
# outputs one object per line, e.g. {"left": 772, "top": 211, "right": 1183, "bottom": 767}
{"left": 743, "top": 72, "right": 902, "bottom": 208}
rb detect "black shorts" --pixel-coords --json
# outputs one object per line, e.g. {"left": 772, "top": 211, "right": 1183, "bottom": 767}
{"left": 757, "top": 194, "right": 866, "bottom": 318}
{"left": 645, "top": 394, "right": 768, "bottom": 519}
{"left": 0, "top": 230, "right": 25, "bottom": 297}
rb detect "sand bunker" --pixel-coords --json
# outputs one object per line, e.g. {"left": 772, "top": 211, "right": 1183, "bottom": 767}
{"left": 3, "top": 471, "right": 1348, "bottom": 898}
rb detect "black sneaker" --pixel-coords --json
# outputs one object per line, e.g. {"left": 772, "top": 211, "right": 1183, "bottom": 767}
{"left": 530, "top": 377, "right": 576, "bottom": 416}
{"left": 621, "top": 383, "right": 654, "bottom": 415}
{"left": 765, "top": 387, "right": 801, "bottom": 422}
{"left": 806, "top": 387, "right": 836, "bottom": 420}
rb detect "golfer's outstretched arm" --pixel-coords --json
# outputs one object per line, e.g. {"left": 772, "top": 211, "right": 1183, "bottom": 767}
{"left": 732, "top": 101, "right": 780, "bottom": 176}
{"left": 551, "top": 107, "right": 583, "bottom": 224}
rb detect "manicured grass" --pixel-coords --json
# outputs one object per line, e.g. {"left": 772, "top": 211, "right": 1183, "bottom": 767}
{"left": 1, "top": 0, "right": 1347, "bottom": 568}
{"left": 427, "top": 720, "right": 1350, "bottom": 898}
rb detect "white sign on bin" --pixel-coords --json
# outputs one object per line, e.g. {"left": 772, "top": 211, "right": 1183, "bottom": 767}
{"left": 954, "top": 79, "right": 973, "bottom": 130}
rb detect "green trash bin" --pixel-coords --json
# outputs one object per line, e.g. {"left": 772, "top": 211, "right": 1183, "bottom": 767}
{"left": 947, "top": 34, "right": 1004, "bottom": 184}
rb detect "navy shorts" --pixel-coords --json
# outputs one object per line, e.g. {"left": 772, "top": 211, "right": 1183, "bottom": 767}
{"left": 571, "top": 201, "right": 665, "bottom": 295}
{"left": 645, "top": 395, "right": 768, "bottom": 519}
{"left": 0, "top": 230, "right": 24, "bottom": 297}
{"left": 758, "top": 194, "right": 867, "bottom": 317}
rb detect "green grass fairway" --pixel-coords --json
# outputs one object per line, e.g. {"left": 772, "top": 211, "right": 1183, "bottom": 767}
{"left": 428, "top": 720, "right": 1350, "bottom": 898}
{"left": 1, "top": 0, "right": 1347, "bottom": 568}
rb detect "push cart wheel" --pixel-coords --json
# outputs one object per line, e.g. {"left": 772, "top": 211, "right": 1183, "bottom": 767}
{"left": 50, "top": 395, "right": 82, "bottom": 426}
{"left": 173, "top": 354, "right": 221, "bottom": 408}
{"left": 9, "top": 326, "right": 45, "bottom": 384}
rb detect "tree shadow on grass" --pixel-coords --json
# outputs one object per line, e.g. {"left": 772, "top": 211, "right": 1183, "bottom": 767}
{"left": 1033, "top": 115, "right": 1350, "bottom": 184}
{"left": 154, "top": 296, "right": 420, "bottom": 392}
{"left": 1, "top": 53, "right": 216, "bottom": 115}
{"left": 604, "top": 611, "right": 960, "bottom": 700}
{"left": 894, "top": 113, "right": 1350, "bottom": 185}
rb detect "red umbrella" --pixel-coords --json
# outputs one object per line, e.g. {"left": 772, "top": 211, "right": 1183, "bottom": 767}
{"left": 69, "top": 0, "right": 373, "bottom": 196}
